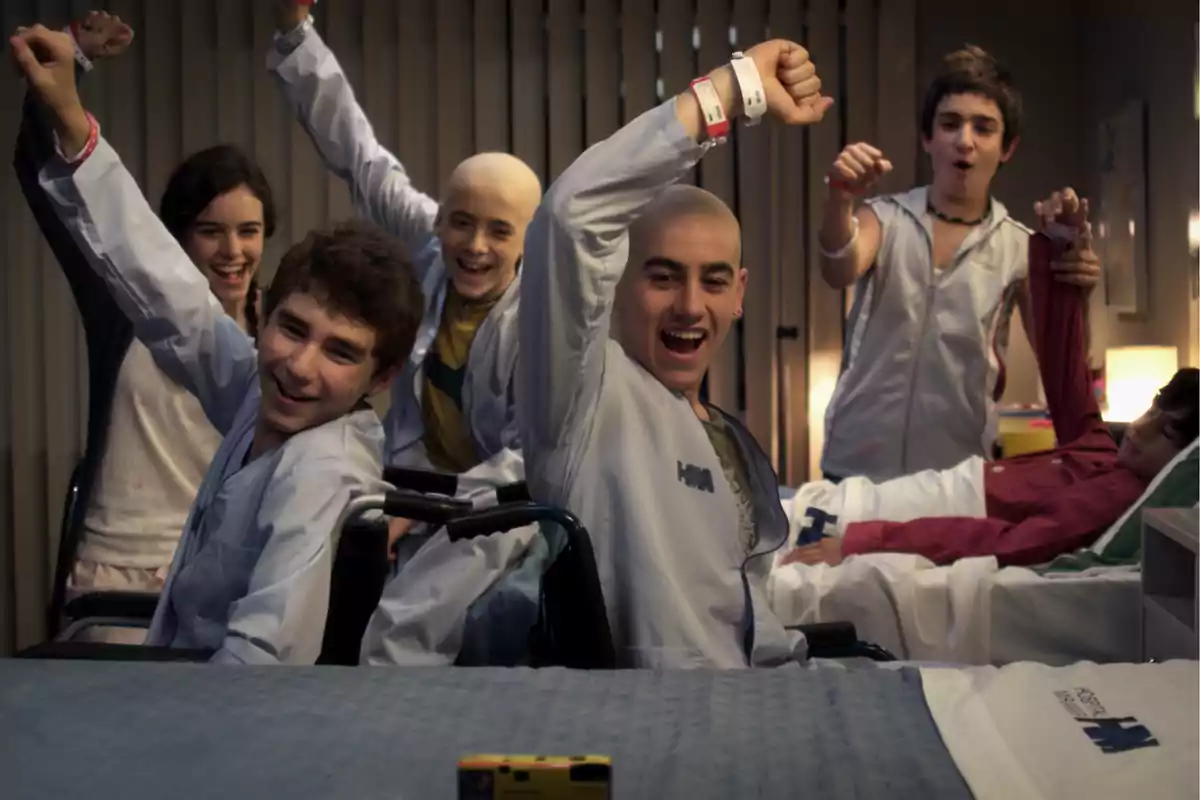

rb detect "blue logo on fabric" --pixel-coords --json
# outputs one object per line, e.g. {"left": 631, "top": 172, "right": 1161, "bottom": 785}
{"left": 1079, "top": 717, "right": 1160, "bottom": 754}
{"left": 797, "top": 507, "right": 838, "bottom": 544}
{"left": 1054, "top": 688, "right": 1160, "bottom": 755}
{"left": 677, "top": 461, "right": 714, "bottom": 493}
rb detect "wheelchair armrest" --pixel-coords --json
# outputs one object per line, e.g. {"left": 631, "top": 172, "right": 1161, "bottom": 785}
{"left": 384, "top": 466, "right": 459, "bottom": 496}
{"left": 444, "top": 503, "right": 568, "bottom": 540}
{"left": 795, "top": 621, "right": 859, "bottom": 651}
{"left": 382, "top": 490, "right": 473, "bottom": 525}
{"left": 62, "top": 590, "right": 160, "bottom": 623}
{"left": 384, "top": 465, "right": 531, "bottom": 505}
{"left": 15, "top": 641, "right": 213, "bottom": 662}
{"left": 793, "top": 621, "right": 897, "bottom": 662}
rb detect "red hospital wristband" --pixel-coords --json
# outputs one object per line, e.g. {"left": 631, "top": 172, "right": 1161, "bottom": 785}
{"left": 690, "top": 76, "right": 730, "bottom": 142}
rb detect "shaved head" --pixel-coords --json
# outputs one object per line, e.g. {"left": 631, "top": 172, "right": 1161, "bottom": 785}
{"left": 444, "top": 152, "right": 543, "bottom": 217}
{"left": 616, "top": 183, "right": 747, "bottom": 406}
{"left": 436, "top": 152, "right": 543, "bottom": 301}
{"left": 629, "top": 184, "right": 741, "bottom": 265}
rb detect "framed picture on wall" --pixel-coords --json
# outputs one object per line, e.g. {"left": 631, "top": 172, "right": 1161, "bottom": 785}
{"left": 1095, "top": 100, "right": 1149, "bottom": 316}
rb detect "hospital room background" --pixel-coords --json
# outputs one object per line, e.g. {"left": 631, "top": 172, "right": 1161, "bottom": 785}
{"left": 0, "top": 0, "right": 1196, "bottom": 656}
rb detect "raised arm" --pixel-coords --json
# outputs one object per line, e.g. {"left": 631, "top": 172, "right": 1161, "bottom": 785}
{"left": 13, "top": 14, "right": 136, "bottom": 346}
{"left": 1028, "top": 192, "right": 1105, "bottom": 447}
{"left": 13, "top": 26, "right": 258, "bottom": 433}
{"left": 817, "top": 142, "right": 892, "bottom": 289}
{"left": 13, "top": 44, "right": 128, "bottom": 346}
{"left": 267, "top": 2, "right": 440, "bottom": 273}
{"left": 519, "top": 41, "right": 833, "bottom": 451}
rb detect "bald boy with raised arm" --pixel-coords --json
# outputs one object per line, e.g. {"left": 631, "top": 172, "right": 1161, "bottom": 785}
{"left": 518, "top": 41, "right": 833, "bottom": 668}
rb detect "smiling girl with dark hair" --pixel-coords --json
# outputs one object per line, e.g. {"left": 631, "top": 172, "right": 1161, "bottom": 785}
{"left": 13, "top": 11, "right": 275, "bottom": 639}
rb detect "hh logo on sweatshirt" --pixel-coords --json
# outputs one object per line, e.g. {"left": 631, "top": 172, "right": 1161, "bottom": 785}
{"left": 797, "top": 507, "right": 838, "bottom": 544}
{"left": 1055, "top": 688, "right": 1159, "bottom": 754}
{"left": 677, "top": 461, "right": 714, "bottom": 493}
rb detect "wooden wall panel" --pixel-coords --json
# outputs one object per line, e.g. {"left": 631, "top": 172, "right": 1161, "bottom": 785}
{"left": 394, "top": 0, "right": 438, "bottom": 196}
{"left": 732, "top": 0, "right": 774, "bottom": 452}
{"left": 215, "top": 0, "right": 254, "bottom": 153}
{"left": 770, "top": 0, "right": 807, "bottom": 483}
{"left": 435, "top": 0, "right": 474, "bottom": 186}
{"left": 583, "top": 0, "right": 620, "bottom": 146}
{"left": 696, "top": 0, "right": 739, "bottom": 412}
{"left": 324, "top": 0, "right": 362, "bottom": 222}
{"left": 547, "top": 0, "right": 584, "bottom": 178}
{"left": 251, "top": 0, "right": 292, "bottom": 275}
{"left": 474, "top": 0, "right": 512, "bottom": 154}
{"left": 876, "top": 0, "right": 919, "bottom": 192}
{"left": 510, "top": 0, "right": 548, "bottom": 182}
{"left": 619, "top": 0, "right": 657, "bottom": 122}
{"left": 803, "top": 0, "right": 844, "bottom": 481}
{"left": 0, "top": 0, "right": 930, "bottom": 652}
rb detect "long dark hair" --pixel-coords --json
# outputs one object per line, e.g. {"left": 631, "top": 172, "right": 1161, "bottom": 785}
{"left": 159, "top": 144, "right": 277, "bottom": 336}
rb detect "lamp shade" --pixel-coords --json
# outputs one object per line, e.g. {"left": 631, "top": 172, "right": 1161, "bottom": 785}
{"left": 1104, "top": 346, "right": 1179, "bottom": 422}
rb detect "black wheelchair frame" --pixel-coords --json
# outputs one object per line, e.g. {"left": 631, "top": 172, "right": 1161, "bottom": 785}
{"left": 19, "top": 466, "right": 893, "bottom": 666}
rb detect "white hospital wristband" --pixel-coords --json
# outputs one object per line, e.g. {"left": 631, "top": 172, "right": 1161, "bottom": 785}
{"left": 64, "top": 25, "right": 94, "bottom": 73}
{"left": 730, "top": 51, "right": 766, "bottom": 126}
{"left": 819, "top": 217, "right": 859, "bottom": 259}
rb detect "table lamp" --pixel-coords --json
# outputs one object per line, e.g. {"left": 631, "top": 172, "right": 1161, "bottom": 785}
{"left": 1104, "top": 346, "right": 1180, "bottom": 422}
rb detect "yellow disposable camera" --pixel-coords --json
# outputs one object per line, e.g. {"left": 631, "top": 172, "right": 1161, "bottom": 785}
{"left": 457, "top": 754, "right": 612, "bottom": 799}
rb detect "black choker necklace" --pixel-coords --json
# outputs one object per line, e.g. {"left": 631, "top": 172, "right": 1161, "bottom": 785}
{"left": 928, "top": 198, "right": 990, "bottom": 226}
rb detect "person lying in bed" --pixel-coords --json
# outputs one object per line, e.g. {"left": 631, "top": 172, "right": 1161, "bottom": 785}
{"left": 11, "top": 24, "right": 425, "bottom": 664}
{"left": 783, "top": 191, "right": 1199, "bottom": 569}
{"left": 518, "top": 40, "right": 832, "bottom": 668}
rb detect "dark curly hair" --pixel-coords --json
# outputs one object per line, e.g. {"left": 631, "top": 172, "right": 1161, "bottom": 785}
{"left": 921, "top": 45, "right": 1022, "bottom": 150}
{"left": 264, "top": 221, "right": 425, "bottom": 374}
{"left": 1157, "top": 368, "right": 1200, "bottom": 448}
{"left": 159, "top": 144, "right": 277, "bottom": 334}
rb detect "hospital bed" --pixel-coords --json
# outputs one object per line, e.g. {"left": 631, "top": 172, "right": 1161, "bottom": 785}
{"left": 773, "top": 440, "right": 1198, "bottom": 666}
{"left": 2, "top": 658, "right": 1194, "bottom": 800}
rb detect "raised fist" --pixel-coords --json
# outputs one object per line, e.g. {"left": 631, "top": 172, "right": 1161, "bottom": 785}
{"left": 742, "top": 39, "right": 833, "bottom": 126}
{"left": 1035, "top": 188, "right": 1101, "bottom": 290}
{"left": 9, "top": 25, "right": 81, "bottom": 116}
{"left": 73, "top": 10, "right": 134, "bottom": 61}
{"left": 276, "top": 0, "right": 314, "bottom": 33}
{"left": 828, "top": 142, "right": 893, "bottom": 195}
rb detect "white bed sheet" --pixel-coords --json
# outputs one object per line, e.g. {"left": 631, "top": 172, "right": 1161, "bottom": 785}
{"left": 920, "top": 660, "right": 1199, "bottom": 800}
{"left": 769, "top": 552, "right": 1141, "bottom": 665}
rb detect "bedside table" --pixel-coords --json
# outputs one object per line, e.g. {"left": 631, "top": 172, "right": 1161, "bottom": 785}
{"left": 1141, "top": 508, "right": 1199, "bottom": 662}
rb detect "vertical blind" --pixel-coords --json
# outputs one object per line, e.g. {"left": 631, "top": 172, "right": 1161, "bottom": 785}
{"left": 0, "top": 0, "right": 917, "bottom": 653}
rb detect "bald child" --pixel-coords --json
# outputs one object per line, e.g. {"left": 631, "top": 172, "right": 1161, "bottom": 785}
{"left": 270, "top": 1, "right": 541, "bottom": 509}
{"left": 519, "top": 41, "right": 833, "bottom": 668}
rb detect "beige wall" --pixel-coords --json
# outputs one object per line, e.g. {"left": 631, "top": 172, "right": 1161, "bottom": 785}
{"left": 1080, "top": 1, "right": 1200, "bottom": 369}
{"left": 914, "top": 0, "right": 1198, "bottom": 398}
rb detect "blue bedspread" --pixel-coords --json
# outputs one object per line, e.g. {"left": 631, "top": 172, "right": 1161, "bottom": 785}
{"left": 0, "top": 660, "right": 973, "bottom": 799}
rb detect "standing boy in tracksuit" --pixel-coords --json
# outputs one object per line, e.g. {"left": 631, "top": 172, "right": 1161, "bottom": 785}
{"left": 816, "top": 45, "right": 1100, "bottom": 483}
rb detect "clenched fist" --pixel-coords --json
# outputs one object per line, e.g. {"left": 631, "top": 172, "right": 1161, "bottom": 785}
{"left": 828, "top": 142, "right": 893, "bottom": 196}
{"left": 741, "top": 39, "right": 834, "bottom": 126}
{"left": 10, "top": 25, "right": 92, "bottom": 158}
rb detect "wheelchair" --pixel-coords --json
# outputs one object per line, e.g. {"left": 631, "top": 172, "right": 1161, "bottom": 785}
{"left": 17, "top": 466, "right": 894, "bottom": 666}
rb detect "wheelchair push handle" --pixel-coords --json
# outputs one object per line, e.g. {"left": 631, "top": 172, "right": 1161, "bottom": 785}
{"left": 445, "top": 503, "right": 584, "bottom": 541}
{"left": 383, "top": 466, "right": 531, "bottom": 505}
{"left": 383, "top": 466, "right": 459, "bottom": 497}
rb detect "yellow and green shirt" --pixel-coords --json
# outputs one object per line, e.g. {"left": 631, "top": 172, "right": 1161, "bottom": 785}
{"left": 420, "top": 287, "right": 500, "bottom": 473}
